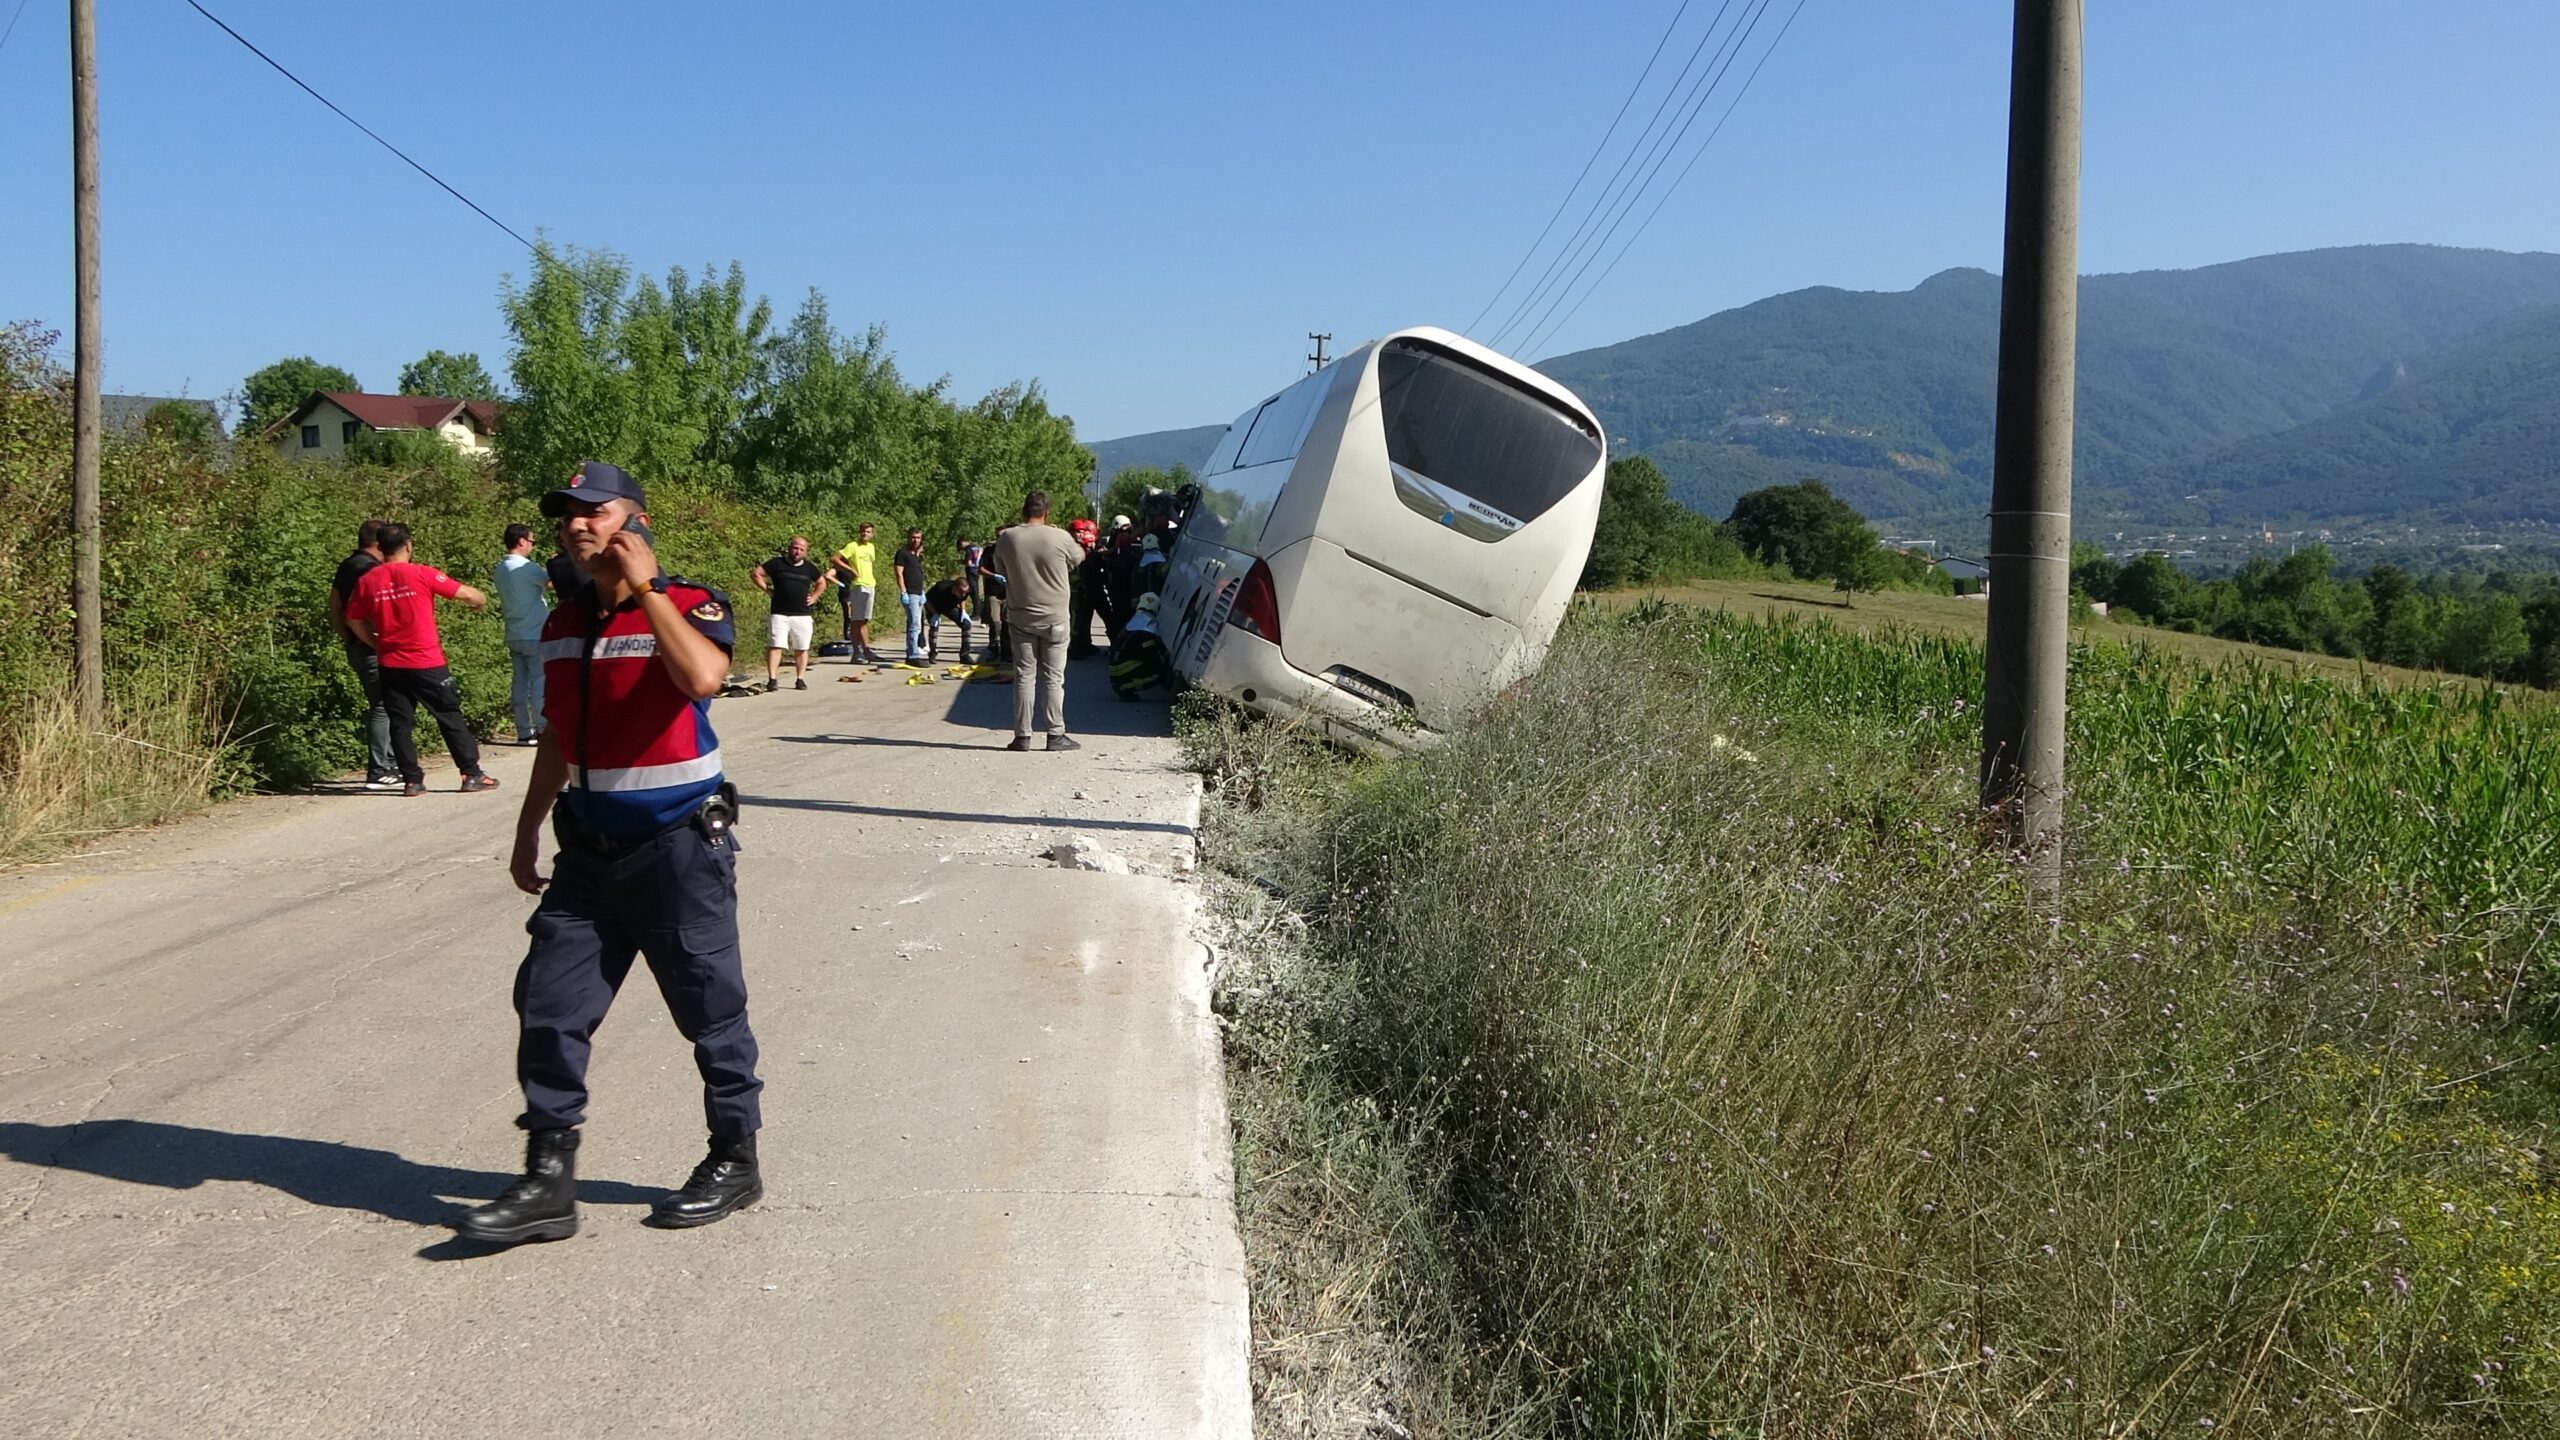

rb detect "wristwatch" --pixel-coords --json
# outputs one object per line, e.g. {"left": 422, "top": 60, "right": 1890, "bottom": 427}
{"left": 645, "top": 575, "right": 670, "bottom": 595}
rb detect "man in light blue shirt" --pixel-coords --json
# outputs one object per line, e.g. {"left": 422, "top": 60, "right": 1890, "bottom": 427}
{"left": 493, "top": 523, "right": 553, "bottom": 742}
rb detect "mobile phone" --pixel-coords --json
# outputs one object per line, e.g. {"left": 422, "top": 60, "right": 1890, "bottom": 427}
{"left": 624, "top": 516, "right": 654, "bottom": 546}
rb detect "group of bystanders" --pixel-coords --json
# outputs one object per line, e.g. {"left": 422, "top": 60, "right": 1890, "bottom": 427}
{"left": 315, "top": 467, "right": 1187, "bottom": 1251}
{"left": 329, "top": 518, "right": 499, "bottom": 797}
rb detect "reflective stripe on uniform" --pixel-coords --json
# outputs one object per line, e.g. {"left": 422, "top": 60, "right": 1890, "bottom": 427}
{"left": 565, "top": 749, "right": 723, "bottom": 793}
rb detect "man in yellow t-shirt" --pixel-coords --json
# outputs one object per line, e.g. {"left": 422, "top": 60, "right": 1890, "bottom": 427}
{"left": 832, "top": 523, "right": 881, "bottom": 663}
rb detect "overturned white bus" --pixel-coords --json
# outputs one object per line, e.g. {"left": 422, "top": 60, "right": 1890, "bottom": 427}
{"left": 1157, "top": 326, "right": 1606, "bottom": 752}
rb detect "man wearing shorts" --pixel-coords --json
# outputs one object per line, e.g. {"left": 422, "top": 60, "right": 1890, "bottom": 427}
{"left": 752, "top": 536, "right": 828, "bottom": 691}
{"left": 833, "top": 522, "right": 880, "bottom": 663}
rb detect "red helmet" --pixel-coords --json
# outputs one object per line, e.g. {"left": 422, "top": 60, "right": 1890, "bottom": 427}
{"left": 1069, "top": 518, "right": 1099, "bottom": 547}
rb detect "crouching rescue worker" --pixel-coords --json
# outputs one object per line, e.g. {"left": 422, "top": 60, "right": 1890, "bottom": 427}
{"left": 455, "top": 460, "right": 767, "bottom": 1245}
{"left": 1110, "top": 592, "right": 1176, "bottom": 700}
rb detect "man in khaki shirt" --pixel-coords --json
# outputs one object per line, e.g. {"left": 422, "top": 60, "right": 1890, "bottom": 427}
{"left": 988, "top": 491, "right": 1089, "bottom": 751}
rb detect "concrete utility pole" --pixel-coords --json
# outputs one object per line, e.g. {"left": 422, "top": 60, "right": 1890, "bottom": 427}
{"left": 1980, "top": 0, "right": 2081, "bottom": 903}
{"left": 71, "top": 0, "right": 105, "bottom": 727}
{"left": 1306, "top": 332, "right": 1331, "bottom": 373}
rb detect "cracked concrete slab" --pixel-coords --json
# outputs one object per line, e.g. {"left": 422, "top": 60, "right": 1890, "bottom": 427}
{"left": 0, "top": 654, "right": 1247, "bottom": 1437}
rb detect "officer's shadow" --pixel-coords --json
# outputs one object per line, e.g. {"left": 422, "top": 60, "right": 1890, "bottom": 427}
{"left": 0, "top": 1119, "right": 660, "bottom": 1261}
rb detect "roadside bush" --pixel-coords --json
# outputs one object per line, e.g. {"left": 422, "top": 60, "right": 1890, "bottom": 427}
{"left": 0, "top": 321, "right": 846, "bottom": 855}
{"left": 1199, "top": 603, "right": 2560, "bottom": 1436}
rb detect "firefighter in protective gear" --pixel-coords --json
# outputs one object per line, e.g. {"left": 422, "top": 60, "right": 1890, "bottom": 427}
{"left": 1109, "top": 592, "right": 1176, "bottom": 701}
{"left": 1135, "top": 533, "right": 1167, "bottom": 597}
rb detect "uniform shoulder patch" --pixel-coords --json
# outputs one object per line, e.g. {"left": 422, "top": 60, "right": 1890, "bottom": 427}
{"left": 662, "top": 578, "right": 731, "bottom": 624}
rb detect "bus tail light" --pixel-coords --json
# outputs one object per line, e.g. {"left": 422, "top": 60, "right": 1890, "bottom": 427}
{"left": 1227, "top": 560, "right": 1282, "bottom": 645}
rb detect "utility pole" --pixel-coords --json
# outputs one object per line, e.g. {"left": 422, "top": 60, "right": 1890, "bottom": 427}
{"left": 71, "top": 0, "right": 104, "bottom": 727}
{"left": 1980, "top": 0, "right": 2080, "bottom": 906}
{"left": 1306, "top": 332, "right": 1331, "bottom": 373}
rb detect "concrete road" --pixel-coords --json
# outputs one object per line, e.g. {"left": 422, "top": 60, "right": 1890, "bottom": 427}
{"left": 0, "top": 652, "right": 1248, "bottom": 1438}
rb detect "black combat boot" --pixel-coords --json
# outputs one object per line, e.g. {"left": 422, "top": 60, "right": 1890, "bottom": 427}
{"left": 455, "top": 1128, "right": 581, "bottom": 1244}
{"left": 645, "top": 1133, "right": 763, "bottom": 1229}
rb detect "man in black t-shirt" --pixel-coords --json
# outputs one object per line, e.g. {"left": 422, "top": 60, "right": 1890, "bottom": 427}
{"left": 330, "top": 517, "right": 398, "bottom": 788}
{"left": 752, "top": 536, "right": 828, "bottom": 691}
{"left": 894, "top": 528, "right": 930, "bottom": 663}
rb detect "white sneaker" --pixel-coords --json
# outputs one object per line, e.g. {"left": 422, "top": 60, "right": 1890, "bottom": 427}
{"left": 363, "top": 776, "right": 400, "bottom": 791}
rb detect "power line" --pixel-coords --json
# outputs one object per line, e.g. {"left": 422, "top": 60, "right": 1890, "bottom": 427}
{"left": 181, "top": 0, "right": 534, "bottom": 251}
{"left": 1519, "top": 0, "right": 1809, "bottom": 359}
{"left": 1484, "top": 0, "right": 1740, "bottom": 348}
{"left": 1495, "top": 0, "right": 1751, "bottom": 348}
{"left": 1506, "top": 0, "right": 1770, "bottom": 352}
{"left": 0, "top": 0, "right": 34, "bottom": 58}
{"left": 1461, "top": 0, "right": 1695, "bottom": 340}
{"left": 1491, "top": 0, "right": 1770, "bottom": 354}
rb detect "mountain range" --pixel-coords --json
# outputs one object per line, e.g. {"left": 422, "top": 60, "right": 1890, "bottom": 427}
{"left": 1084, "top": 245, "right": 2560, "bottom": 539}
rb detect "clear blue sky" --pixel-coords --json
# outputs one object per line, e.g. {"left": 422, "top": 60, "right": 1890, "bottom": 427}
{"left": 2, "top": 1, "right": 2555, "bottom": 441}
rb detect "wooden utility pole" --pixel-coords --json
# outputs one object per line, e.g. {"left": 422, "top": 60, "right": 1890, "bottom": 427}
{"left": 1980, "top": 0, "right": 2081, "bottom": 903}
{"left": 71, "top": 0, "right": 104, "bottom": 726}
{"left": 1306, "top": 332, "right": 1331, "bottom": 373}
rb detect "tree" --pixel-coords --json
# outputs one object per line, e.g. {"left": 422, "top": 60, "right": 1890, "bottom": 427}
{"left": 734, "top": 290, "right": 924, "bottom": 512}
{"left": 2372, "top": 592, "right": 2442, "bottom": 668}
{"left": 499, "top": 245, "right": 635, "bottom": 491}
{"left": 1579, "top": 455, "right": 1745, "bottom": 589}
{"left": 2069, "top": 541, "right": 2120, "bottom": 604}
{"left": 2111, "top": 552, "right": 2197, "bottom": 625}
{"left": 1830, "top": 540, "right": 1896, "bottom": 605}
{"left": 1725, "top": 480, "right": 1871, "bottom": 581}
{"left": 497, "top": 242, "right": 1089, "bottom": 534}
{"left": 2364, "top": 564, "right": 2413, "bottom": 620}
{"left": 396, "top": 349, "right": 500, "bottom": 400}
{"left": 1098, "top": 464, "right": 1187, "bottom": 530}
{"left": 2436, "top": 594, "right": 2530, "bottom": 677}
{"left": 142, "top": 400, "right": 218, "bottom": 460}
{"left": 498, "top": 244, "right": 772, "bottom": 493}
{"left": 241, "top": 357, "right": 358, "bottom": 436}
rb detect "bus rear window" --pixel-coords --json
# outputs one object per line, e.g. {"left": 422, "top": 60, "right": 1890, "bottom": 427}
{"left": 1374, "top": 343, "right": 1601, "bottom": 540}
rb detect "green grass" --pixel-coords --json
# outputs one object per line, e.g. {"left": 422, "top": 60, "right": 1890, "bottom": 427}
{"left": 1191, "top": 603, "right": 2560, "bottom": 1438}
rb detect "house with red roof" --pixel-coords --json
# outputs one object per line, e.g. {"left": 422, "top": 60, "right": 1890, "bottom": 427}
{"left": 266, "top": 391, "right": 500, "bottom": 463}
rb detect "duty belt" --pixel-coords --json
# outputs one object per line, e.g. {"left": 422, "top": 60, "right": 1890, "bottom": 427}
{"left": 554, "top": 782, "right": 742, "bottom": 858}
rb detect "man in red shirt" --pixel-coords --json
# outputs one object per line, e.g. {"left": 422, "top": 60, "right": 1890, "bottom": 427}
{"left": 344, "top": 521, "right": 497, "bottom": 797}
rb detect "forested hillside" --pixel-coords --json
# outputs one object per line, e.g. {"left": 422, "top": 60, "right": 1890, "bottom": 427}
{"left": 1532, "top": 244, "right": 2560, "bottom": 532}
{"left": 2149, "top": 304, "right": 2560, "bottom": 525}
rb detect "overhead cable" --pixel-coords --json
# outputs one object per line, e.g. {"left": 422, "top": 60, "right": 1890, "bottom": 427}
{"left": 182, "top": 0, "right": 534, "bottom": 251}
{"left": 1461, "top": 0, "right": 1697, "bottom": 340}
{"left": 1481, "top": 0, "right": 1747, "bottom": 351}
{"left": 1488, "top": 0, "right": 1771, "bottom": 353}
{"left": 1507, "top": 0, "right": 1790, "bottom": 356}
{"left": 1520, "top": 0, "right": 1810, "bottom": 359}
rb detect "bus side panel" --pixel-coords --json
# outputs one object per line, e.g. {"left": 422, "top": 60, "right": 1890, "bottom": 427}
{"left": 1251, "top": 346, "right": 1369, "bottom": 564}
{"left": 1159, "top": 537, "right": 1246, "bottom": 682}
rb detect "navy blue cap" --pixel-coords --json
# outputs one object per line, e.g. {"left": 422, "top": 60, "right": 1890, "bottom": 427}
{"left": 539, "top": 461, "right": 647, "bottom": 517}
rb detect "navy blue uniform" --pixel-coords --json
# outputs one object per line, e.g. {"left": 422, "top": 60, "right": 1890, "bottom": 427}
{"left": 517, "top": 577, "right": 762, "bottom": 1142}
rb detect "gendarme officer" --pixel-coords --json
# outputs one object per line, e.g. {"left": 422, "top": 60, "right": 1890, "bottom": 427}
{"left": 457, "top": 461, "right": 766, "bottom": 1244}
